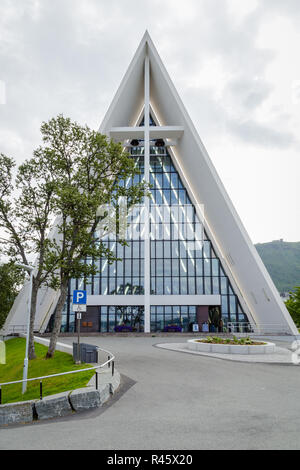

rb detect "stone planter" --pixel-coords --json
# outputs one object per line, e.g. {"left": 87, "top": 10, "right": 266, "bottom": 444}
{"left": 187, "top": 339, "right": 276, "bottom": 355}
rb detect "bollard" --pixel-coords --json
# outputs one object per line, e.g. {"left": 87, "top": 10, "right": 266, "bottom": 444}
{"left": 40, "top": 381, "right": 43, "bottom": 400}
{"left": 95, "top": 371, "right": 98, "bottom": 390}
{"left": 0, "top": 385, "right": 2, "bottom": 405}
{"left": 108, "top": 355, "right": 111, "bottom": 368}
{"left": 112, "top": 361, "right": 115, "bottom": 377}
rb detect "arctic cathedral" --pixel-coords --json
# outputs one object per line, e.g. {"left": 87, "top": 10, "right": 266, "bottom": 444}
{"left": 4, "top": 32, "right": 297, "bottom": 336}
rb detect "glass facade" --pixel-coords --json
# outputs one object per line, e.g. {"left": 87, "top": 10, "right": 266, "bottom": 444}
{"left": 56, "top": 114, "right": 249, "bottom": 333}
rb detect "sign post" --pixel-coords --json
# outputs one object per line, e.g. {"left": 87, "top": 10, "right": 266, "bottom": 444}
{"left": 72, "top": 290, "right": 87, "bottom": 364}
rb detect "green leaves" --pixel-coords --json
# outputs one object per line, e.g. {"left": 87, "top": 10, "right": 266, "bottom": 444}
{"left": 286, "top": 287, "right": 300, "bottom": 327}
{"left": 0, "top": 263, "right": 25, "bottom": 329}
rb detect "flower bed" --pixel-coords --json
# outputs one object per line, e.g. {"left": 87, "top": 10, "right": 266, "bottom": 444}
{"left": 163, "top": 325, "right": 182, "bottom": 332}
{"left": 187, "top": 337, "right": 276, "bottom": 355}
{"left": 197, "top": 336, "right": 266, "bottom": 345}
{"left": 114, "top": 325, "right": 133, "bottom": 332}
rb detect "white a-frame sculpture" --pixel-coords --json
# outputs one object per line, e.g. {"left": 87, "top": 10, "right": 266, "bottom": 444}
{"left": 3, "top": 31, "right": 297, "bottom": 336}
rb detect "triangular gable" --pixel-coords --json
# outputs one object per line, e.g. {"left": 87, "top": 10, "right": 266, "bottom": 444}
{"left": 99, "top": 31, "right": 297, "bottom": 334}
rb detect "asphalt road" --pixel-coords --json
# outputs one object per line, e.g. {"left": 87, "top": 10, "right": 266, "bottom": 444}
{"left": 1, "top": 336, "right": 300, "bottom": 450}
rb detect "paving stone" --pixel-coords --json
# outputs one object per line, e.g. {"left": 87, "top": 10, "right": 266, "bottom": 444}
{"left": 34, "top": 392, "right": 72, "bottom": 420}
{"left": 0, "top": 401, "right": 33, "bottom": 426}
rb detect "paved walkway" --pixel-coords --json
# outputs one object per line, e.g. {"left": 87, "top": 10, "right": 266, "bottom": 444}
{"left": 155, "top": 342, "right": 294, "bottom": 364}
{"left": 1, "top": 335, "right": 300, "bottom": 450}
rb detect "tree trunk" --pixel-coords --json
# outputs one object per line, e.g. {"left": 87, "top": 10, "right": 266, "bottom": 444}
{"left": 28, "top": 279, "right": 39, "bottom": 360}
{"left": 45, "top": 281, "right": 68, "bottom": 359}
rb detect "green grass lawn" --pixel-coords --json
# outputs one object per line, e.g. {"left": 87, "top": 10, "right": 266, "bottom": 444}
{"left": 0, "top": 338, "right": 94, "bottom": 404}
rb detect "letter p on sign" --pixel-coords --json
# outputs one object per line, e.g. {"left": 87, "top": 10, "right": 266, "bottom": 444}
{"left": 73, "top": 290, "right": 87, "bottom": 305}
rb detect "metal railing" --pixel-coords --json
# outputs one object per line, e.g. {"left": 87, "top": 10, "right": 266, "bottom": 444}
{"left": 226, "top": 322, "right": 292, "bottom": 335}
{"left": 0, "top": 346, "right": 115, "bottom": 405}
{"left": 1, "top": 324, "right": 40, "bottom": 335}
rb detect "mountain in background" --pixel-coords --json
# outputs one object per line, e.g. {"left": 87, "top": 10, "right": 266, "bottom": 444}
{"left": 255, "top": 240, "right": 300, "bottom": 293}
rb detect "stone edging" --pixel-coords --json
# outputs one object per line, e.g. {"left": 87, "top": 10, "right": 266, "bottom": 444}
{"left": 0, "top": 370, "right": 120, "bottom": 426}
{"left": 187, "top": 339, "right": 276, "bottom": 355}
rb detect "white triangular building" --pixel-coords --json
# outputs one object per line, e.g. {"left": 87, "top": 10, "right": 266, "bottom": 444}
{"left": 3, "top": 32, "right": 297, "bottom": 336}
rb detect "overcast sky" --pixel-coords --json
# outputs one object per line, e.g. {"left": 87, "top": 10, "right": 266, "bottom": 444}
{"left": 0, "top": 0, "right": 299, "bottom": 244}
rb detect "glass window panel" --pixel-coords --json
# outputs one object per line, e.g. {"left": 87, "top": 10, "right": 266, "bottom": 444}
{"left": 180, "top": 241, "right": 187, "bottom": 257}
{"left": 156, "top": 259, "right": 163, "bottom": 276}
{"left": 204, "top": 277, "right": 211, "bottom": 294}
{"left": 172, "top": 277, "right": 180, "bottom": 294}
{"left": 164, "top": 277, "right": 172, "bottom": 294}
{"left": 187, "top": 258, "right": 195, "bottom": 275}
{"left": 212, "top": 259, "right": 219, "bottom": 276}
{"left": 164, "top": 259, "right": 171, "bottom": 276}
{"left": 163, "top": 173, "right": 171, "bottom": 189}
{"left": 203, "top": 241, "right": 211, "bottom": 258}
{"left": 164, "top": 241, "right": 171, "bottom": 258}
{"left": 132, "top": 241, "right": 139, "bottom": 257}
{"left": 196, "top": 258, "right": 203, "bottom": 276}
{"left": 221, "top": 296, "right": 228, "bottom": 314}
{"left": 156, "top": 241, "right": 163, "bottom": 258}
{"left": 163, "top": 190, "right": 171, "bottom": 205}
{"left": 196, "top": 277, "right": 203, "bottom": 294}
{"left": 221, "top": 277, "right": 228, "bottom": 294}
{"left": 156, "top": 280, "right": 163, "bottom": 294}
{"left": 100, "top": 314, "right": 107, "bottom": 333}
{"left": 85, "top": 283, "right": 92, "bottom": 295}
{"left": 111, "top": 261, "right": 118, "bottom": 276}
{"left": 101, "top": 261, "right": 108, "bottom": 276}
{"left": 171, "top": 173, "right": 178, "bottom": 188}
{"left": 180, "top": 277, "right": 187, "bottom": 294}
{"left": 132, "top": 259, "right": 139, "bottom": 276}
{"left": 140, "top": 241, "right": 144, "bottom": 258}
{"left": 132, "top": 279, "right": 140, "bottom": 294}
{"left": 124, "top": 279, "right": 132, "bottom": 294}
{"left": 188, "top": 277, "right": 196, "bottom": 294}
{"left": 101, "top": 278, "right": 108, "bottom": 295}
{"left": 212, "top": 277, "right": 220, "bottom": 294}
{"left": 151, "top": 241, "right": 155, "bottom": 257}
{"left": 125, "top": 260, "right": 131, "bottom": 276}
{"left": 171, "top": 242, "right": 179, "bottom": 259}
{"left": 178, "top": 190, "right": 185, "bottom": 205}
{"left": 179, "top": 258, "right": 187, "bottom": 276}
{"left": 171, "top": 258, "right": 179, "bottom": 276}
{"left": 229, "top": 296, "right": 237, "bottom": 314}
{"left": 204, "top": 259, "right": 211, "bottom": 276}
{"left": 109, "top": 278, "right": 116, "bottom": 294}
{"left": 116, "top": 260, "right": 123, "bottom": 276}
{"left": 117, "top": 243, "right": 124, "bottom": 257}
{"left": 151, "top": 259, "right": 156, "bottom": 276}
{"left": 93, "top": 279, "right": 100, "bottom": 295}
{"left": 150, "top": 277, "right": 155, "bottom": 294}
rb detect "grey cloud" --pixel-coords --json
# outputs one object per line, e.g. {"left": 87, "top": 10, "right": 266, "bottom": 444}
{"left": 227, "top": 118, "right": 296, "bottom": 149}
{"left": 0, "top": 0, "right": 298, "bottom": 165}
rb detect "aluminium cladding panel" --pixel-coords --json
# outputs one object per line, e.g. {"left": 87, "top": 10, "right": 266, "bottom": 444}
{"left": 86, "top": 295, "right": 221, "bottom": 306}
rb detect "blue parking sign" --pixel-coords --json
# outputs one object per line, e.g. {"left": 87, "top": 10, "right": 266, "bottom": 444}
{"left": 73, "top": 290, "right": 87, "bottom": 305}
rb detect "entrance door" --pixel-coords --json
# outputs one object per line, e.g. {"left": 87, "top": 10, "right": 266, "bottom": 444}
{"left": 81, "top": 306, "right": 100, "bottom": 333}
{"left": 196, "top": 306, "right": 209, "bottom": 332}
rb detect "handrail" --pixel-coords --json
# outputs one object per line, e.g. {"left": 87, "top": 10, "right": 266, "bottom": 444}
{"left": 226, "top": 322, "right": 291, "bottom": 334}
{"left": 0, "top": 345, "right": 116, "bottom": 403}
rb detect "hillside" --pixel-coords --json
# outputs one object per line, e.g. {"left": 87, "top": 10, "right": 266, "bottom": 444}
{"left": 255, "top": 240, "right": 300, "bottom": 293}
